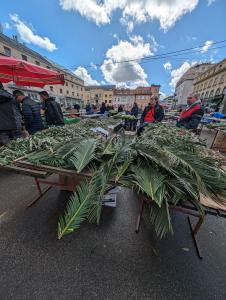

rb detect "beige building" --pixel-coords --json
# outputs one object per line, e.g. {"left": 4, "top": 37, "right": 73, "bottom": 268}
{"left": 84, "top": 85, "right": 115, "bottom": 106}
{"left": 113, "top": 89, "right": 135, "bottom": 110}
{"left": 0, "top": 32, "right": 84, "bottom": 107}
{"left": 193, "top": 59, "right": 226, "bottom": 99}
{"left": 175, "top": 63, "right": 212, "bottom": 106}
{"left": 135, "top": 85, "right": 160, "bottom": 110}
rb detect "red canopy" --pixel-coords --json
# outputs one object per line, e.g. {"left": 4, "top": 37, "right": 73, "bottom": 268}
{"left": 0, "top": 56, "right": 65, "bottom": 88}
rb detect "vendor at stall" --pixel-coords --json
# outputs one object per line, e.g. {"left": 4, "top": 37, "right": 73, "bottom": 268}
{"left": 177, "top": 96, "right": 204, "bottom": 130}
{"left": 137, "top": 96, "right": 164, "bottom": 135}
{"left": 14, "top": 90, "right": 44, "bottom": 135}
{"left": 39, "top": 91, "right": 64, "bottom": 126}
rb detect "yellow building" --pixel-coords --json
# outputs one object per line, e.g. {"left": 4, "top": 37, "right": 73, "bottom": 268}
{"left": 193, "top": 59, "right": 226, "bottom": 101}
{"left": 84, "top": 85, "right": 115, "bottom": 106}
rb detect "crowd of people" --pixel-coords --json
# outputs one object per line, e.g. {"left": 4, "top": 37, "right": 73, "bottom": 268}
{"left": 0, "top": 82, "right": 64, "bottom": 145}
{"left": 0, "top": 80, "right": 205, "bottom": 146}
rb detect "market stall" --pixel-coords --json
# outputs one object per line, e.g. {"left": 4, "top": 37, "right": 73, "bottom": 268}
{"left": 1, "top": 120, "right": 226, "bottom": 259}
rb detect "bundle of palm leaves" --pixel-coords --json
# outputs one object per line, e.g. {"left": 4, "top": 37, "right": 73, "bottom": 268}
{"left": 0, "top": 118, "right": 121, "bottom": 166}
{"left": 58, "top": 124, "right": 226, "bottom": 239}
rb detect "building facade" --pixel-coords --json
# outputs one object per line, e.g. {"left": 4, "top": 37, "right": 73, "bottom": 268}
{"left": 0, "top": 32, "right": 84, "bottom": 107}
{"left": 113, "top": 89, "right": 135, "bottom": 111}
{"left": 193, "top": 59, "right": 226, "bottom": 112}
{"left": 161, "top": 95, "right": 176, "bottom": 110}
{"left": 84, "top": 85, "right": 115, "bottom": 106}
{"left": 135, "top": 85, "right": 160, "bottom": 110}
{"left": 175, "top": 63, "right": 212, "bottom": 106}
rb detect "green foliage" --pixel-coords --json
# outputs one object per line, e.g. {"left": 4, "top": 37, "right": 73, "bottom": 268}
{"left": 69, "top": 139, "right": 97, "bottom": 173}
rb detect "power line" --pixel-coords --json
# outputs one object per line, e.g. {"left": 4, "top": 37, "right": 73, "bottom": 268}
{"left": 64, "top": 39, "right": 226, "bottom": 70}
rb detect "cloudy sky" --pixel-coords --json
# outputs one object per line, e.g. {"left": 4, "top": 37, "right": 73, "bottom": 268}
{"left": 0, "top": 0, "right": 225, "bottom": 96}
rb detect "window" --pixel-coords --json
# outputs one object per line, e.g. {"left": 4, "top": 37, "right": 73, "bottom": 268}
{"left": 71, "top": 84, "right": 74, "bottom": 88}
{"left": 219, "top": 75, "right": 225, "bottom": 84}
{"left": 105, "top": 100, "right": 107, "bottom": 104}
{"left": 209, "top": 90, "right": 214, "bottom": 98}
{"left": 215, "top": 88, "right": 221, "bottom": 96}
{"left": 81, "top": 87, "right": 83, "bottom": 91}
{"left": 66, "top": 82, "right": 68, "bottom": 86}
{"left": 46, "top": 66, "right": 50, "bottom": 69}
{"left": 35, "top": 61, "right": 40, "bottom": 65}
{"left": 109, "top": 100, "right": 112, "bottom": 104}
{"left": 213, "top": 77, "right": 218, "bottom": 86}
{"left": 50, "top": 86, "right": 53, "bottom": 92}
{"left": 21, "top": 54, "right": 27, "bottom": 61}
{"left": 205, "top": 91, "right": 209, "bottom": 98}
{"left": 67, "top": 90, "right": 69, "bottom": 95}
{"left": 201, "top": 92, "right": 205, "bottom": 99}
{"left": 4, "top": 46, "right": 11, "bottom": 56}
{"left": 77, "top": 93, "right": 79, "bottom": 97}
{"left": 208, "top": 80, "right": 213, "bottom": 88}
{"left": 105, "top": 94, "right": 107, "bottom": 97}
{"left": 72, "top": 92, "right": 74, "bottom": 96}
{"left": 60, "top": 88, "right": 63, "bottom": 94}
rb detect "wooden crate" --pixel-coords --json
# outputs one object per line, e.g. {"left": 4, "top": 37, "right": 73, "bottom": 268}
{"left": 212, "top": 131, "right": 226, "bottom": 152}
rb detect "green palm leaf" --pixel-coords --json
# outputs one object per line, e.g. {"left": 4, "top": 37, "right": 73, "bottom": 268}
{"left": 58, "top": 171, "right": 102, "bottom": 239}
{"left": 69, "top": 138, "right": 97, "bottom": 173}
{"left": 131, "top": 165, "right": 166, "bottom": 207}
{"left": 150, "top": 197, "right": 173, "bottom": 238}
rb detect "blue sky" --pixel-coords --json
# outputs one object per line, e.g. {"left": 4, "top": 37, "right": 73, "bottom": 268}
{"left": 0, "top": 0, "right": 226, "bottom": 97}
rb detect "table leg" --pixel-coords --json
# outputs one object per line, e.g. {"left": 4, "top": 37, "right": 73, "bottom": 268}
{"left": 135, "top": 198, "right": 145, "bottom": 233}
{"left": 187, "top": 216, "right": 204, "bottom": 259}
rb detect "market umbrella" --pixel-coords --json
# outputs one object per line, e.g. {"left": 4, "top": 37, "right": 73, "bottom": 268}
{"left": 0, "top": 55, "right": 64, "bottom": 87}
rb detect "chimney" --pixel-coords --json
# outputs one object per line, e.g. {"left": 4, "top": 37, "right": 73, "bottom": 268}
{"left": 12, "top": 35, "right": 18, "bottom": 43}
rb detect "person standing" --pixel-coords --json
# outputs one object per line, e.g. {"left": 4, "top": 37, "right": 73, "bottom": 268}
{"left": 130, "top": 102, "right": 139, "bottom": 131}
{"left": 118, "top": 105, "right": 123, "bottom": 113}
{"left": 100, "top": 102, "right": 107, "bottom": 114}
{"left": 0, "top": 83, "right": 24, "bottom": 145}
{"left": 39, "top": 91, "right": 64, "bottom": 126}
{"left": 14, "top": 90, "right": 44, "bottom": 135}
{"left": 138, "top": 96, "right": 164, "bottom": 135}
{"left": 177, "top": 96, "right": 204, "bottom": 129}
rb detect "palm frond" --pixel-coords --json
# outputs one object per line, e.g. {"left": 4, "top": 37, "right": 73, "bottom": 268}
{"left": 58, "top": 171, "right": 102, "bottom": 239}
{"left": 131, "top": 165, "right": 166, "bottom": 207}
{"left": 150, "top": 198, "right": 173, "bottom": 238}
{"left": 115, "top": 158, "right": 133, "bottom": 183}
{"left": 69, "top": 138, "right": 97, "bottom": 173}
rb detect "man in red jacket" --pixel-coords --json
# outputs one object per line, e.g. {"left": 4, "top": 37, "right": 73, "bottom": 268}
{"left": 177, "top": 96, "right": 204, "bottom": 129}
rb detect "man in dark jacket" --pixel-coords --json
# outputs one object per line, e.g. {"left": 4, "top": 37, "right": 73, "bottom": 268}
{"left": 14, "top": 90, "right": 44, "bottom": 135}
{"left": 100, "top": 102, "right": 107, "bottom": 114}
{"left": 177, "top": 96, "right": 204, "bottom": 130}
{"left": 0, "top": 83, "right": 24, "bottom": 145}
{"left": 138, "top": 97, "right": 164, "bottom": 135}
{"left": 129, "top": 102, "right": 139, "bottom": 131}
{"left": 39, "top": 91, "right": 64, "bottom": 126}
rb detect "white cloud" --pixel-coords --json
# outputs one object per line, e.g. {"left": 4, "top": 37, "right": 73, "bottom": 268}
{"left": 207, "top": 0, "right": 216, "bottom": 6}
{"left": 200, "top": 40, "right": 214, "bottom": 53}
{"left": 163, "top": 62, "right": 172, "bottom": 71}
{"left": 10, "top": 14, "right": 57, "bottom": 52}
{"left": 169, "top": 61, "right": 197, "bottom": 89}
{"left": 59, "top": 0, "right": 199, "bottom": 31}
{"left": 101, "top": 38, "right": 153, "bottom": 88}
{"left": 74, "top": 67, "right": 99, "bottom": 86}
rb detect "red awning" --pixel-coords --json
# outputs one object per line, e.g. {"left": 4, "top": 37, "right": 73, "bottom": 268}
{"left": 0, "top": 56, "right": 65, "bottom": 88}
